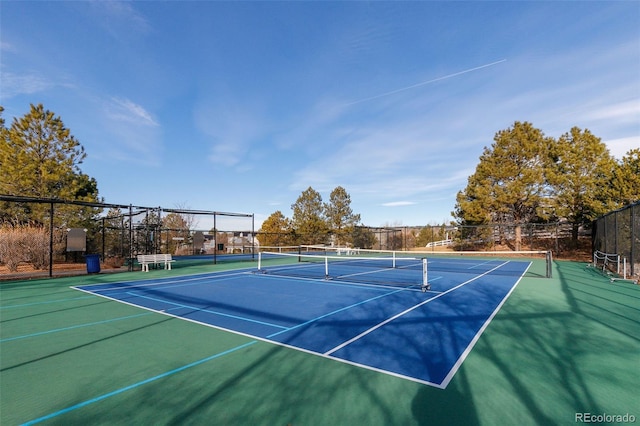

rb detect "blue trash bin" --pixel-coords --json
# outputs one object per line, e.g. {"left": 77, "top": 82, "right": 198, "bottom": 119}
{"left": 85, "top": 254, "right": 101, "bottom": 274}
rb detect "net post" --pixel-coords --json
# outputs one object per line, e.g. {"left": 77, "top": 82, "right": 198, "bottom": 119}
{"left": 325, "top": 256, "right": 329, "bottom": 279}
{"left": 393, "top": 251, "right": 396, "bottom": 268}
{"left": 421, "top": 257, "right": 430, "bottom": 292}
{"left": 258, "top": 251, "right": 262, "bottom": 271}
{"left": 546, "top": 250, "right": 552, "bottom": 278}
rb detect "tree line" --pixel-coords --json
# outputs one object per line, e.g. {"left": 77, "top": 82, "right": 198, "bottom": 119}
{"left": 258, "top": 186, "right": 375, "bottom": 247}
{"left": 261, "top": 121, "right": 639, "bottom": 250}
{"left": 453, "top": 121, "right": 639, "bottom": 249}
{"left": 259, "top": 189, "right": 452, "bottom": 250}
{"left": 2, "top": 105, "right": 638, "bottom": 253}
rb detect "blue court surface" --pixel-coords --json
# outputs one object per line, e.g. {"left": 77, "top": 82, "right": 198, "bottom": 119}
{"left": 74, "top": 257, "right": 530, "bottom": 388}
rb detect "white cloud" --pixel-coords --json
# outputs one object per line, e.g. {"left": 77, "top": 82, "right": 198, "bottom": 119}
{"left": 106, "top": 97, "right": 158, "bottom": 127}
{"left": 289, "top": 115, "right": 470, "bottom": 195}
{"left": 209, "top": 142, "right": 247, "bottom": 167}
{"left": 89, "top": 1, "right": 151, "bottom": 39}
{"left": 0, "top": 71, "right": 54, "bottom": 98}
{"left": 584, "top": 100, "right": 640, "bottom": 124}
{"left": 194, "top": 100, "right": 268, "bottom": 169}
{"left": 604, "top": 136, "right": 640, "bottom": 159}
{"left": 0, "top": 41, "right": 17, "bottom": 53}
{"left": 274, "top": 99, "right": 350, "bottom": 152}
{"left": 96, "top": 97, "right": 162, "bottom": 165}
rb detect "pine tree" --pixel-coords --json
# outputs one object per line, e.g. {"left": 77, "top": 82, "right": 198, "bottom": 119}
{"left": 258, "top": 211, "right": 294, "bottom": 247}
{"left": 0, "top": 104, "right": 100, "bottom": 225}
{"left": 291, "top": 187, "right": 329, "bottom": 245}
{"left": 351, "top": 226, "right": 377, "bottom": 249}
{"left": 547, "top": 127, "right": 618, "bottom": 243}
{"left": 612, "top": 148, "right": 640, "bottom": 206}
{"left": 324, "top": 186, "right": 361, "bottom": 246}
{"left": 454, "top": 121, "right": 551, "bottom": 250}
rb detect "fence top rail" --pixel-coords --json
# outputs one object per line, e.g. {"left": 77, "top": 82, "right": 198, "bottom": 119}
{"left": 596, "top": 200, "right": 640, "bottom": 220}
{"left": 0, "top": 194, "right": 136, "bottom": 210}
{"left": 161, "top": 208, "right": 253, "bottom": 217}
{"left": 0, "top": 195, "right": 253, "bottom": 218}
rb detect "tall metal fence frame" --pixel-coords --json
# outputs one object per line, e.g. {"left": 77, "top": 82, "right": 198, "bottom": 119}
{"left": 592, "top": 201, "right": 639, "bottom": 278}
{"left": 253, "top": 221, "right": 584, "bottom": 254}
{"left": 0, "top": 195, "right": 254, "bottom": 277}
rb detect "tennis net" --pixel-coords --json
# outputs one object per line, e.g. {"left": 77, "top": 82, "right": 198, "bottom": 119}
{"left": 256, "top": 250, "right": 430, "bottom": 291}
{"left": 300, "top": 245, "right": 553, "bottom": 279}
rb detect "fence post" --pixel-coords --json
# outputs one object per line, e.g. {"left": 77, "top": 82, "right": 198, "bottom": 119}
{"left": 614, "top": 210, "right": 619, "bottom": 256}
{"left": 128, "top": 204, "right": 133, "bottom": 272}
{"left": 213, "top": 212, "right": 217, "bottom": 264}
{"left": 631, "top": 204, "right": 636, "bottom": 277}
{"left": 49, "top": 202, "right": 54, "bottom": 278}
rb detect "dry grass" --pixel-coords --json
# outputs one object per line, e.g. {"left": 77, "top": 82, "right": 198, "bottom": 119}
{"left": 0, "top": 225, "right": 51, "bottom": 272}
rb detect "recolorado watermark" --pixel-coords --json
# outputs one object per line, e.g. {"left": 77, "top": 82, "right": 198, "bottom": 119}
{"left": 575, "top": 412, "right": 636, "bottom": 423}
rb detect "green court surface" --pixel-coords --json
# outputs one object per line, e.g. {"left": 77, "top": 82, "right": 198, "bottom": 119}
{"left": 1, "top": 259, "right": 638, "bottom": 425}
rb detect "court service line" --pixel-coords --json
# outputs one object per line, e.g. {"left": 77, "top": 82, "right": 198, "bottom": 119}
{"left": 467, "top": 259, "right": 499, "bottom": 270}
{"left": 336, "top": 265, "right": 417, "bottom": 280}
{"left": 21, "top": 341, "right": 258, "bottom": 425}
{"left": 127, "top": 291, "right": 290, "bottom": 330}
{"left": 254, "top": 269, "right": 421, "bottom": 292}
{"left": 324, "top": 261, "right": 510, "bottom": 356}
{"left": 266, "top": 285, "right": 417, "bottom": 339}
{"left": 139, "top": 272, "right": 252, "bottom": 292}
{"left": 81, "top": 270, "right": 252, "bottom": 293}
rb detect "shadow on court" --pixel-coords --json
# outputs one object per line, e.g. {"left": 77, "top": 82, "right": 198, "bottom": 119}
{"left": 1, "top": 260, "right": 638, "bottom": 425}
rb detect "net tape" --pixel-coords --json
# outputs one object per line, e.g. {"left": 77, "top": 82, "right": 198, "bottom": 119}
{"left": 257, "top": 251, "right": 431, "bottom": 291}
{"left": 300, "top": 245, "right": 552, "bottom": 278}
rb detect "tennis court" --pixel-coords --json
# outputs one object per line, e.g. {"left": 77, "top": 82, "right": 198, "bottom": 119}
{"left": 1, "top": 254, "right": 638, "bottom": 425}
{"left": 73, "top": 254, "right": 530, "bottom": 388}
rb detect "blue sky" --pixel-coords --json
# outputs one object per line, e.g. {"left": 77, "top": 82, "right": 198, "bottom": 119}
{"left": 1, "top": 1, "right": 639, "bottom": 231}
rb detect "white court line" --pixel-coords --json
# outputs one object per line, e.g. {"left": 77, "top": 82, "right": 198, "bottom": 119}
{"left": 438, "top": 261, "right": 532, "bottom": 389}
{"left": 72, "top": 270, "right": 253, "bottom": 293}
{"left": 324, "top": 261, "right": 510, "bottom": 356}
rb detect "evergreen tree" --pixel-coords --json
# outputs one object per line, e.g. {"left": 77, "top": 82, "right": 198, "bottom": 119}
{"left": 547, "top": 127, "right": 618, "bottom": 243}
{"left": 351, "top": 226, "right": 377, "bottom": 249}
{"left": 291, "top": 187, "right": 329, "bottom": 244}
{"left": 454, "top": 121, "right": 551, "bottom": 250}
{"left": 0, "top": 104, "right": 100, "bottom": 225}
{"left": 612, "top": 148, "right": 640, "bottom": 206}
{"left": 416, "top": 224, "right": 448, "bottom": 247}
{"left": 258, "top": 210, "right": 294, "bottom": 246}
{"left": 324, "top": 186, "right": 361, "bottom": 246}
{"left": 0, "top": 106, "right": 6, "bottom": 139}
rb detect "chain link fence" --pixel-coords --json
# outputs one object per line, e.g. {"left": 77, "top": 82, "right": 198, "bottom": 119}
{"left": 0, "top": 195, "right": 254, "bottom": 278}
{"left": 592, "top": 201, "right": 639, "bottom": 279}
{"left": 254, "top": 222, "right": 586, "bottom": 256}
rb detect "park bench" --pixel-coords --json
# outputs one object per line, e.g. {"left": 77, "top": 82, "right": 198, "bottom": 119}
{"left": 137, "top": 254, "right": 175, "bottom": 272}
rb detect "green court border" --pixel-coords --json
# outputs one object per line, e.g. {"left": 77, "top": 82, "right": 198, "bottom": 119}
{"left": 1, "top": 259, "right": 638, "bottom": 425}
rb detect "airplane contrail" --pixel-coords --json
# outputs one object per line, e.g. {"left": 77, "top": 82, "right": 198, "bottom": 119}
{"left": 346, "top": 59, "right": 507, "bottom": 106}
